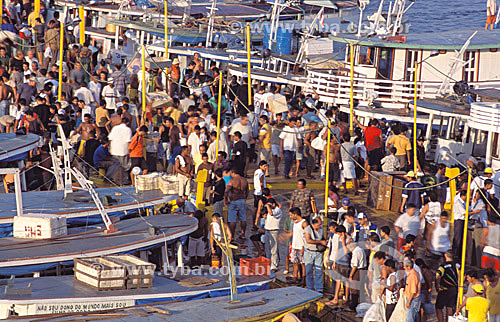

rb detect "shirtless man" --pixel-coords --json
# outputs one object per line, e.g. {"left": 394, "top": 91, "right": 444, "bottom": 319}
{"left": 175, "top": 146, "right": 194, "bottom": 200}
{"left": 225, "top": 168, "right": 250, "bottom": 238}
{"left": 0, "top": 77, "right": 14, "bottom": 117}
{"left": 75, "top": 114, "right": 100, "bottom": 156}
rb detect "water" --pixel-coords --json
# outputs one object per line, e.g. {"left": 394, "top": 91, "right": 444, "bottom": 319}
{"left": 365, "top": 0, "right": 487, "bottom": 33}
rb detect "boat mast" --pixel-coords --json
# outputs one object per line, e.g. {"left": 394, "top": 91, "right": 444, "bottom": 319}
{"left": 205, "top": 0, "right": 218, "bottom": 48}
{"left": 295, "top": 7, "right": 324, "bottom": 66}
{"left": 357, "top": 0, "right": 370, "bottom": 37}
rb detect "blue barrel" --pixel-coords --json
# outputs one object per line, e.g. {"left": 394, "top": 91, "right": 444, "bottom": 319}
{"left": 263, "top": 26, "right": 292, "bottom": 56}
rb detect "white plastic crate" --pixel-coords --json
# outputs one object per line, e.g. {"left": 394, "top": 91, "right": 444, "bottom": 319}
{"left": 136, "top": 172, "right": 160, "bottom": 191}
{"left": 13, "top": 214, "right": 67, "bottom": 239}
{"left": 159, "top": 175, "right": 178, "bottom": 195}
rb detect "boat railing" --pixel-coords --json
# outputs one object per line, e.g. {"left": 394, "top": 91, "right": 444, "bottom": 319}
{"left": 305, "top": 69, "right": 500, "bottom": 107}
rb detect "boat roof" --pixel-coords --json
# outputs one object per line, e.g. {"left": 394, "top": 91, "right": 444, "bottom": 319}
{"left": 0, "top": 133, "right": 40, "bottom": 162}
{"left": 412, "top": 99, "right": 470, "bottom": 118}
{"left": 469, "top": 88, "right": 500, "bottom": 102}
{"left": 0, "top": 215, "right": 197, "bottom": 273}
{"left": 0, "top": 273, "right": 270, "bottom": 305}
{"left": 330, "top": 29, "right": 500, "bottom": 50}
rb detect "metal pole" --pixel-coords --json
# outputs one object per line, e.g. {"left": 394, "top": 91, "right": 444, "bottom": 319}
{"left": 164, "top": 0, "right": 168, "bottom": 57}
{"left": 58, "top": 22, "right": 64, "bottom": 102}
{"left": 79, "top": 6, "right": 85, "bottom": 46}
{"left": 413, "top": 60, "right": 418, "bottom": 175}
{"left": 34, "top": 0, "right": 40, "bottom": 19}
{"left": 324, "top": 120, "right": 331, "bottom": 237}
{"left": 458, "top": 167, "right": 472, "bottom": 305}
{"left": 349, "top": 43, "right": 354, "bottom": 135}
{"left": 215, "top": 74, "right": 223, "bottom": 162}
{"left": 246, "top": 23, "right": 252, "bottom": 107}
{"left": 142, "top": 44, "right": 147, "bottom": 112}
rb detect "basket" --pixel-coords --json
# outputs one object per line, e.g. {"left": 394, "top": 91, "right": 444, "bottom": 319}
{"left": 107, "top": 255, "right": 156, "bottom": 289}
{"left": 239, "top": 257, "right": 271, "bottom": 276}
{"left": 159, "top": 175, "right": 178, "bottom": 195}
{"left": 74, "top": 257, "right": 126, "bottom": 291}
{"left": 136, "top": 172, "right": 160, "bottom": 191}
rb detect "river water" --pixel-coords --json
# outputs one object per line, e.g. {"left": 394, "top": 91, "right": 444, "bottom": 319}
{"left": 365, "top": 0, "right": 487, "bottom": 33}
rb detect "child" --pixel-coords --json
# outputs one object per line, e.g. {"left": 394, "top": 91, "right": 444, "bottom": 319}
{"left": 250, "top": 208, "right": 267, "bottom": 257}
{"left": 402, "top": 234, "right": 416, "bottom": 254}
{"left": 381, "top": 147, "right": 400, "bottom": 172}
{"left": 210, "top": 213, "right": 232, "bottom": 267}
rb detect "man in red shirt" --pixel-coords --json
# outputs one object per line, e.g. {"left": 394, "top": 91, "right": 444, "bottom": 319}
{"left": 354, "top": 117, "right": 384, "bottom": 171}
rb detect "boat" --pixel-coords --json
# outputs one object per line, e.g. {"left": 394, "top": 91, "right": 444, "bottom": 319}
{"left": 0, "top": 270, "right": 271, "bottom": 318}
{"left": 2, "top": 286, "right": 320, "bottom": 321}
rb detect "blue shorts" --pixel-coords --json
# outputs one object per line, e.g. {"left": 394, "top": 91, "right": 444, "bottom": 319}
{"left": 227, "top": 199, "right": 246, "bottom": 223}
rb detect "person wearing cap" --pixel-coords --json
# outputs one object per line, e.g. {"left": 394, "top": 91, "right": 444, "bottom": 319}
{"left": 470, "top": 167, "right": 494, "bottom": 197}
{"left": 353, "top": 212, "right": 379, "bottom": 243}
{"left": 337, "top": 197, "right": 351, "bottom": 219}
{"left": 455, "top": 282, "right": 489, "bottom": 322}
{"left": 400, "top": 171, "right": 425, "bottom": 214}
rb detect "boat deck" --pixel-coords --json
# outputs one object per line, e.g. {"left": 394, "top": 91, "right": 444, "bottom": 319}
{"left": 0, "top": 133, "right": 40, "bottom": 161}
{"left": 6, "top": 286, "right": 319, "bottom": 321}
{"left": 0, "top": 272, "right": 272, "bottom": 318}
{"left": 0, "top": 187, "right": 173, "bottom": 225}
{"left": 0, "top": 215, "right": 197, "bottom": 274}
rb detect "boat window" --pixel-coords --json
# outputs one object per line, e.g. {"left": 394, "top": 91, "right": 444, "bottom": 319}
{"left": 493, "top": 133, "right": 499, "bottom": 159}
{"left": 463, "top": 50, "right": 478, "bottom": 83}
{"left": 377, "top": 48, "right": 394, "bottom": 80}
{"left": 358, "top": 46, "right": 375, "bottom": 65}
{"left": 404, "top": 50, "right": 419, "bottom": 81}
{"left": 472, "top": 130, "right": 487, "bottom": 157}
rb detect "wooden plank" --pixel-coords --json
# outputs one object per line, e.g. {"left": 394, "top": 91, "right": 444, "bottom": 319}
{"left": 379, "top": 175, "right": 393, "bottom": 211}
{"left": 390, "top": 178, "right": 406, "bottom": 213}
{"left": 376, "top": 173, "right": 390, "bottom": 210}
{"left": 366, "top": 172, "right": 383, "bottom": 208}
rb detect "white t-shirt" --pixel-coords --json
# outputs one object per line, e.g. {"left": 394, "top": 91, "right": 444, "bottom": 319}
{"left": 253, "top": 168, "right": 266, "bottom": 196}
{"left": 279, "top": 126, "right": 298, "bottom": 151}
{"left": 108, "top": 123, "right": 132, "bottom": 156}
{"left": 264, "top": 207, "right": 282, "bottom": 230}
{"left": 328, "top": 233, "right": 340, "bottom": 262}
{"left": 187, "top": 132, "right": 201, "bottom": 157}
{"left": 351, "top": 246, "right": 367, "bottom": 269}
{"left": 453, "top": 195, "right": 466, "bottom": 220}
{"left": 394, "top": 212, "right": 421, "bottom": 238}
{"left": 102, "top": 85, "right": 118, "bottom": 111}
{"left": 230, "top": 121, "right": 252, "bottom": 148}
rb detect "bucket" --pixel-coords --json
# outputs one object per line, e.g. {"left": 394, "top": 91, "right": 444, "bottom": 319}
{"left": 211, "top": 255, "right": 220, "bottom": 268}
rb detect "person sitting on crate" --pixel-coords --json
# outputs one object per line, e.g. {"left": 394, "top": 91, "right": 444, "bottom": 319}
{"left": 93, "top": 136, "right": 120, "bottom": 183}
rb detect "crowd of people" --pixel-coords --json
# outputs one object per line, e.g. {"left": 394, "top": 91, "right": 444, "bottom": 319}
{"left": 0, "top": 3, "right": 500, "bottom": 322}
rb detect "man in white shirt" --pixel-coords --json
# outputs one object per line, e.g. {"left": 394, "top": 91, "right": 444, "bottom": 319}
{"left": 348, "top": 241, "right": 367, "bottom": 310}
{"left": 229, "top": 115, "right": 252, "bottom": 148}
{"left": 264, "top": 199, "right": 282, "bottom": 272}
{"left": 253, "top": 161, "right": 268, "bottom": 228}
{"left": 88, "top": 76, "right": 102, "bottom": 106}
{"left": 394, "top": 203, "right": 421, "bottom": 252}
{"left": 470, "top": 167, "right": 494, "bottom": 196}
{"left": 279, "top": 117, "right": 298, "bottom": 179}
{"left": 102, "top": 79, "right": 119, "bottom": 113}
{"left": 187, "top": 125, "right": 202, "bottom": 157}
{"left": 108, "top": 117, "right": 132, "bottom": 185}
{"left": 74, "top": 82, "right": 95, "bottom": 106}
{"left": 452, "top": 190, "right": 467, "bottom": 262}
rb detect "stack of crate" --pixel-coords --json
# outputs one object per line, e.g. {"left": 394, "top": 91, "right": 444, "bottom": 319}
{"left": 366, "top": 171, "right": 407, "bottom": 212}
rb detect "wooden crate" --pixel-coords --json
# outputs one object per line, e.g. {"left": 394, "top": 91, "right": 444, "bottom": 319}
{"left": 107, "top": 255, "right": 156, "bottom": 289}
{"left": 13, "top": 214, "right": 67, "bottom": 239}
{"left": 376, "top": 175, "right": 393, "bottom": 211}
{"left": 390, "top": 178, "right": 406, "bottom": 212}
{"left": 74, "top": 257, "right": 126, "bottom": 291}
{"left": 367, "top": 172, "right": 384, "bottom": 208}
{"left": 136, "top": 173, "right": 160, "bottom": 191}
{"left": 159, "top": 175, "right": 178, "bottom": 195}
